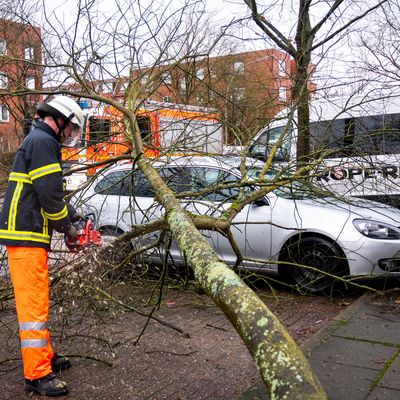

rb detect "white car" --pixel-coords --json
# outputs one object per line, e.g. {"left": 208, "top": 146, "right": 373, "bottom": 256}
{"left": 72, "top": 156, "right": 400, "bottom": 293}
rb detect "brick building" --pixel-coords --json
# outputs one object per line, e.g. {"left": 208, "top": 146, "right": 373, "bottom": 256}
{"left": 130, "top": 49, "right": 315, "bottom": 144}
{"left": 0, "top": 18, "right": 42, "bottom": 153}
{"left": 63, "top": 48, "right": 315, "bottom": 146}
{"left": 90, "top": 49, "right": 315, "bottom": 145}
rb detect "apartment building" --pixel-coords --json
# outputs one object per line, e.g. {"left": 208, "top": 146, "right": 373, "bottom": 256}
{"left": 110, "top": 49, "right": 315, "bottom": 144}
{"left": 65, "top": 48, "right": 315, "bottom": 145}
{"left": 0, "top": 18, "right": 42, "bottom": 153}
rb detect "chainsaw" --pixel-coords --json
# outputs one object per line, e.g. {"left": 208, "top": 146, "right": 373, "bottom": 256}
{"left": 65, "top": 213, "right": 103, "bottom": 252}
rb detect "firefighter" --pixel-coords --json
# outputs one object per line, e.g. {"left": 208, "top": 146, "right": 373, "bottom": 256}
{"left": 0, "top": 96, "right": 84, "bottom": 396}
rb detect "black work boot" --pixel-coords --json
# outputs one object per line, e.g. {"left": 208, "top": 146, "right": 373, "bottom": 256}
{"left": 51, "top": 353, "right": 71, "bottom": 372}
{"left": 25, "top": 373, "right": 69, "bottom": 396}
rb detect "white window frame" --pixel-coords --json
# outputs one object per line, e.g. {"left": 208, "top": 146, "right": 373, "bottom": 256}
{"left": 278, "top": 59, "right": 286, "bottom": 76}
{"left": 0, "top": 104, "right": 9, "bottom": 122}
{"left": 180, "top": 77, "right": 186, "bottom": 91}
{"left": 24, "top": 47, "right": 34, "bottom": 61}
{"left": 233, "top": 61, "right": 245, "bottom": 75}
{"left": 161, "top": 72, "right": 172, "bottom": 85}
{"left": 0, "top": 74, "right": 8, "bottom": 89}
{"left": 0, "top": 40, "right": 6, "bottom": 56}
{"left": 196, "top": 68, "right": 204, "bottom": 80}
{"left": 234, "top": 87, "right": 245, "bottom": 101}
{"left": 278, "top": 86, "right": 286, "bottom": 101}
{"left": 26, "top": 77, "right": 35, "bottom": 90}
{"left": 103, "top": 81, "right": 115, "bottom": 94}
{"left": 196, "top": 92, "right": 205, "bottom": 103}
{"left": 140, "top": 74, "right": 148, "bottom": 85}
{"left": 95, "top": 82, "right": 103, "bottom": 93}
{"left": 120, "top": 80, "right": 129, "bottom": 92}
{"left": 209, "top": 66, "right": 217, "bottom": 79}
{"left": 163, "top": 96, "right": 172, "bottom": 103}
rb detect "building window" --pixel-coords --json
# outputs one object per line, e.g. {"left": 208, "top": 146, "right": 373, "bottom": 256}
{"left": 103, "top": 81, "right": 115, "bottom": 94}
{"left": 94, "top": 82, "right": 102, "bottom": 93}
{"left": 196, "top": 68, "right": 204, "bottom": 80}
{"left": 26, "top": 77, "right": 35, "bottom": 89}
{"left": 163, "top": 96, "right": 171, "bottom": 103}
{"left": 161, "top": 72, "right": 172, "bottom": 85}
{"left": 196, "top": 92, "right": 206, "bottom": 103}
{"left": 233, "top": 61, "right": 245, "bottom": 75}
{"left": 0, "top": 40, "right": 6, "bottom": 55}
{"left": 140, "top": 74, "right": 148, "bottom": 85}
{"left": 209, "top": 66, "right": 217, "bottom": 79}
{"left": 278, "top": 86, "right": 286, "bottom": 101}
{"left": 278, "top": 59, "right": 286, "bottom": 76}
{"left": 24, "top": 47, "right": 34, "bottom": 61}
{"left": 180, "top": 77, "right": 186, "bottom": 91}
{"left": 119, "top": 80, "right": 129, "bottom": 92}
{"left": 0, "top": 105, "right": 9, "bottom": 122}
{"left": 0, "top": 74, "right": 8, "bottom": 89}
{"left": 234, "top": 87, "right": 245, "bottom": 101}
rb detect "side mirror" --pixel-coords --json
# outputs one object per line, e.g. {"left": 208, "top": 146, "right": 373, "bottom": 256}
{"left": 253, "top": 197, "right": 269, "bottom": 207}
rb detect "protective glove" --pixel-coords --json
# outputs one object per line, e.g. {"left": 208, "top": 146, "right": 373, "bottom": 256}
{"left": 66, "top": 224, "right": 78, "bottom": 240}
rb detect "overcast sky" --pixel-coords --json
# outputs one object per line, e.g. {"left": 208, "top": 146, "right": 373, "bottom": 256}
{"left": 35, "top": 0, "right": 396, "bottom": 97}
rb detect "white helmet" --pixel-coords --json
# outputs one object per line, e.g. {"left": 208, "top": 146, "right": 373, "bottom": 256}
{"left": 36, "top": 96, "right": 84, "bottom": 146}
{"left": 36, "top": 95, "right": 83, "bottom": 130}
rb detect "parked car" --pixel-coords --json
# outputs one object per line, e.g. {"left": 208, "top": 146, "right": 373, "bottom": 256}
{"left": 72, "top": 155, "right": 400, "bottom": 293}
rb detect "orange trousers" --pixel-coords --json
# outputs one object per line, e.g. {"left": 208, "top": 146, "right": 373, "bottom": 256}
{"left": 7, "top": 246, "right": 54, "bottom": 380}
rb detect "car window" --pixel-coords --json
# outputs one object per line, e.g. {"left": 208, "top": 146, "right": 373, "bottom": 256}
{"left": 159, "top": 167, "right": 191, "bottom": 194}
{"left": 134, "top": 171, "right": 155, "bottom": 197}
{"left": 190, "top": 167, "right": 242, "bottom": 202}
{"left": 94, "top": 170, "right": 130, "bottom": 195}
{"left": 95, "top": 169, "right": 158, "bottom": 197}
{"left": 94, "top": 165, "right": 247, "bottom": 202}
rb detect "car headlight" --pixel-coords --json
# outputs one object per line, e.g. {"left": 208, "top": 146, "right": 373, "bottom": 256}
{"left": 353, "top": 219, "right": 400, "bottom": 240}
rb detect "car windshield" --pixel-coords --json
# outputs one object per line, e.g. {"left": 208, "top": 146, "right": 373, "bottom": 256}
{"left": 274, "top": 180, "right": 333, "bottom": 200}
{"left": 243, "top": 166, "right": 333, "bottom": 200}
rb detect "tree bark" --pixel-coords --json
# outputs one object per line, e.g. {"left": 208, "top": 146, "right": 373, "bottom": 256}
{"left": 137, "top": 156, "right": 326, "bottom": 399}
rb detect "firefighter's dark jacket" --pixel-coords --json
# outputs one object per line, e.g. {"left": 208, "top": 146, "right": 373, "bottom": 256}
{"left": 0, "top": 121, "right": 75, "bottom": 250}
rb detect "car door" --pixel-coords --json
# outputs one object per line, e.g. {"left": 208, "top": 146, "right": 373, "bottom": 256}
{"left": 86, "top": 168, "right": 163, "bottom": 243}
{"left": 185, "top": 166, "right": 274, "bottom": 269}
{"left": 151, "top": 166, "right": 193, "bottom": 264}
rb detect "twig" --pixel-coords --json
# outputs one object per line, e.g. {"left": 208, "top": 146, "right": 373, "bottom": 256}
{"left": 63, "top": 354, "right": 114, "bottom": 367}
{"left": 205, "top": 323, "right": 229, "bottom": 332}
{"left": 94, "top": 287, "right": 190, "bottom": 338}
{"left": 144, "top": 350, "right": 198, "bottom": 357}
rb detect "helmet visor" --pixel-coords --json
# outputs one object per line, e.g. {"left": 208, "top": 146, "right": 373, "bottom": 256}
{"left": 62, "top": 122, "right": 82, "bottom": 148}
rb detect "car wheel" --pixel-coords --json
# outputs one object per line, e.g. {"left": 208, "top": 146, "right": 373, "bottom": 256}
{"left": 280, "top": 236, "right": 348, "bottom": 294}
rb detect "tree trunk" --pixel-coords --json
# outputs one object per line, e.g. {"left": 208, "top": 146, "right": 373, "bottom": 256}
{"left": 138, "top": 157, "right": 327, "bottom": 399}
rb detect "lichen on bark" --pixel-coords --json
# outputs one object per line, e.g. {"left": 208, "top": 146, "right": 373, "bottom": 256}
{"left": 164, "top": 200, "right": 326, "bottom": 399}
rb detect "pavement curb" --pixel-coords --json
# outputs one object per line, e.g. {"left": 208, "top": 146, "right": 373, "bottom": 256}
{"left": 300, "top": 290, "right": 373, "bottom": 356}
{"left": 238, "top": 291, "right": 374, "bottom": 400}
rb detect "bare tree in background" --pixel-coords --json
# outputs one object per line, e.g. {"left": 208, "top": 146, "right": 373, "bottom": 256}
{"left": 356, "top": 0, "right": 400, "bottom": 88}
{"left": 242, "top": 0, "right": 389, "bottom": 166}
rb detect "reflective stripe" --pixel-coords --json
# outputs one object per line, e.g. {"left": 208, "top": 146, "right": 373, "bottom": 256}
{"left": 29, "top": 163, "right": 62, "bottom": 181}
{"left": 21, "top": 339, "right": 48, "bottom": 349}
{"left": 19, "top": 322, "right": 48, "bottom": 331}
{"left": 8, "top": 182, "right": 23, "bottom": 231}
{"left": 41, "top": 208, "right": 49, "bottom": 236}
{"left": 9, "top": 172, "right": 32, "bottom": 184}
{"left": 44, "top": 205, "right": 68, "bottom": 221}
{"left": 0, "top": 229, "right": 51, "bottom": 244}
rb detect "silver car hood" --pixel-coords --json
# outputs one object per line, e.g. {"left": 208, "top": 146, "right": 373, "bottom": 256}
{"left": 272, "top": 195, "right": 400, "bottom": 227}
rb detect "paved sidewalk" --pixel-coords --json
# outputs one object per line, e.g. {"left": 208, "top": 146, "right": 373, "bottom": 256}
{"left": 0, "top": 285, "right": 349, "bottom": 400}
{"left": 241, "top": 291, "right": 400, "bottom": 400}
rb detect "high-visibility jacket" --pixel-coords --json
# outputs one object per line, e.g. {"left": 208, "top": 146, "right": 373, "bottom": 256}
{"left": 0, "top": 120, "right": 74, "bottom": 249}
